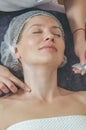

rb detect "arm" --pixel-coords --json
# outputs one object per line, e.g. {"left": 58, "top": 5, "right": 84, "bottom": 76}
{"left": 0, "top": 65, "right": 30, "bottom": 96}
{"left": 64, "top": 0, "right": 86, "bottom": 65}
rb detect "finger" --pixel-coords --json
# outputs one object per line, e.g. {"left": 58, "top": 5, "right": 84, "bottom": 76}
{"left": 72, "top": 68, "right": 81, "bottom": 74}
{"left": 0, "top": 82, "right": 10, "bottom": 93}
{"left": 9, "top": 75, "right": 31, "bottom": 92}
{"left": 72, "top": 67, "right": 86, "bottom": 75}
{"left": 0, "top": 76, "right": 18, "bottom": 93}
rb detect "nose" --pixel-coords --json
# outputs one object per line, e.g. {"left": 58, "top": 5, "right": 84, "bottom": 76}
{"left": 44, "top": 32, "right": 55, "bottom": 42}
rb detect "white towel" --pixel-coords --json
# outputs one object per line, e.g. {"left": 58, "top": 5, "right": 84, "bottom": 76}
{"left": 7, "top": 115, "right": 86, "bottom": 130}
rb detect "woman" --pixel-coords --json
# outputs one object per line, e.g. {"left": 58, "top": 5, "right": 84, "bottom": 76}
{"left": 0, "top": 0, "right": 86, "bottom": 95}
{"left": 0, "top": 0, "right": 64, "bottom": 96}
{"left": 0, "top": 10, "right": 86, "bottom": 130}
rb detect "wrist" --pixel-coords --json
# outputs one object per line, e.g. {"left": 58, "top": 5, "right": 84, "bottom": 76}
{"left": 73, "top": 28, "right": 85, "bottom": 35}
{"left": 73, "top": 28, "right": 86, "bottom": 43}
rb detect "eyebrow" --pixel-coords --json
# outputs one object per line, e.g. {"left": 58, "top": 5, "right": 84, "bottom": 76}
{"left": 29, "top": 24, "right": 42, "bottom": 29}
{"left": 29, "top": 24, "right": 62, "bottom": 31}
{"left": 51, "top": 26, "right": 62, "bottom": 32}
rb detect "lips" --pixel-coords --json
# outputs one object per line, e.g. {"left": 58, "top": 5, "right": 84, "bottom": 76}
{"left": 38, "top": 45, "right": 57, "bottom": 51}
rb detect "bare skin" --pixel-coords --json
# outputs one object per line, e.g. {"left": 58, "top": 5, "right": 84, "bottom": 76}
{"left": 0, "top": 14, "right": 86, "bottom": 130}
{"left": 0, "top": 88, "right": 86, "bottom": 130}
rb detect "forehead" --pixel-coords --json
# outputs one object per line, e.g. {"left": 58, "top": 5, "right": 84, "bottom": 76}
{"left": 25, "top": 15, "right": 60, "bottom": 27}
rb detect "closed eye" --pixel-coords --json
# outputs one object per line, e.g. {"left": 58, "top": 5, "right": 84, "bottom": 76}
{"left": 54, "top": 33, "right": 62, "bottom": 37}
{"left": 32, "top": 31, "right": 42, "bottom": 34}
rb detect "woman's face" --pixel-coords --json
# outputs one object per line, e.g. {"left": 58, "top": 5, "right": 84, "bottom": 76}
{"left": 15, "top": 15, "right": 65, "bottom": 68}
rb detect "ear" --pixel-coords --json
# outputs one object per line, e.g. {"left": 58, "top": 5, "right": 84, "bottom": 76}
{"left": 14, "top": 46, "right": 20, "bottom": 59}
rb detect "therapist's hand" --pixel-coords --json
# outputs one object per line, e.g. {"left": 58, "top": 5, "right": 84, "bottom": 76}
{"left": 74, "top": 40, "right": 86, "bottom": 75}
{"left": 0, "top": 65, "right": 30, "bottom": 96}
{"left": 74, "top": 40, "right": 86, "bottom": 65}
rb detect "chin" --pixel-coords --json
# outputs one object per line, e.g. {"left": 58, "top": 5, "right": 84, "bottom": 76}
{"left": 39, "top": 56, "right": 59, "bottom": 65}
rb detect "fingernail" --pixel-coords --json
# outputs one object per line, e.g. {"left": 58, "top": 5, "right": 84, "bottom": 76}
{"left": 26, "top": 88, "right": 31, "bottom": 92}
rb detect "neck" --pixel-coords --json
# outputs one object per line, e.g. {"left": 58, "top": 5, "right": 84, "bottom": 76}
{"left": 23, "top": 65, "right": 60, "bottom": 102}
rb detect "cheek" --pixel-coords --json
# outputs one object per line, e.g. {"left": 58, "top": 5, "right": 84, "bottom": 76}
{"left": 21, "top": 36, "right": 42, "bottom": 54}
{"left": 61, "top": 39, "right": 65, "bottom": 49}
{"left": 25, "top": 35, "right": 42, "bottom": 46}
{"left": 19, "top": 39, "right": 35, "bottom": 53}
{"left": 18, "top": 41, "right": 36, "bottom": 61}
{"left": 57, "top": 40, "right": 65, "bottom": 53}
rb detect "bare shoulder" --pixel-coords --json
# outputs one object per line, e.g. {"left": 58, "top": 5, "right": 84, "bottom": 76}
{"left": 59, "top": 87, "right": 86, "bottom": 104}
{"left": 72, "top": 91, "right": 86, "bottom": 105}
{"left": 73, "top": 90, "right": 86, "bottom": 97}
{"left": 59, "top": 87, "right": 75, "bottom": 95}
